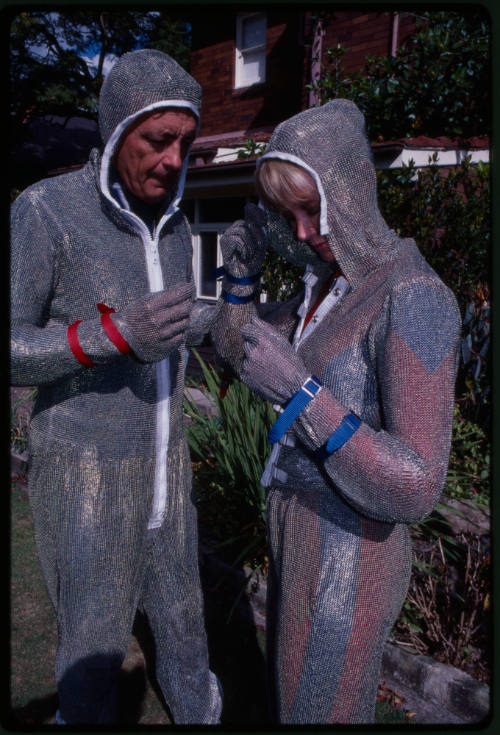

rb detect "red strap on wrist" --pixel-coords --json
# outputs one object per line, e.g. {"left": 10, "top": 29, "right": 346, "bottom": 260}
{"left": 97, "top": 303, "right": 131, "bottom": 354}
{"left": 67, "top": 320, "right": 95, "bottom": 367}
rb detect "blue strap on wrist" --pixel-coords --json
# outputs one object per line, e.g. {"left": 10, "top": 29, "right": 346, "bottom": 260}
{"left": 269, "top": 376, "right": 322, "bottom": 445}
{"left": 212, "top": 266, "right": 261, "bottom": 285}
{"left": 315, "top": 412, "right": 361, "bottom": 461}
{"left": 221, "top": 289, "right": 256, "bottom": 304}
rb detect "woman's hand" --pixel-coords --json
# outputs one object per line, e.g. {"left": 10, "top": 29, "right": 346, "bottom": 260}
{"left": 240, "top": 316, "right": 309, "bottom": 404}
{"left": 220, "top": 203, "right": 267, "bottom": 290}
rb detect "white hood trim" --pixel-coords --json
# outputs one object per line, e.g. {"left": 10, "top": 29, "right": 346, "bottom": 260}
{"left": 257, "top": 151, "right": 329, "bottom": 236}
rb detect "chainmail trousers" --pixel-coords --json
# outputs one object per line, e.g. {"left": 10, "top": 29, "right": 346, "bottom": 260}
{"left": 211, "top": 99, "right": 461, "bottom": 724}
{"left": 11, "top": 49, "right": 220, "bottom": 724}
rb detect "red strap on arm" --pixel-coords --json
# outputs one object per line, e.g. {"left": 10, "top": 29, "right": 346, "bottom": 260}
{"left": 67, "top": 320, "right": 95, "bottom": 367}
{"left": 97, "top": 303, "right": 131, "bottom": 355}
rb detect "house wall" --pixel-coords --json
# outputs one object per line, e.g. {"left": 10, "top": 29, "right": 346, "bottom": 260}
{"left": 321, "top": 10, "right": 417, "bottom": 73}
{"left": 190, "top": 10, "right": 307, "bottom": 138}
{"left": 190, "top": 9, "right": 417, "bottom": 140}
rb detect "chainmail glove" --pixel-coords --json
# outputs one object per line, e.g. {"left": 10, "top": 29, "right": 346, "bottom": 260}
{"left": 219, "top": 203, "right": 267, "bottom": 297}
{"left": 112, "top": 282, "right": 194, "bottom": 363}
{"left": 240, "top": 316, "right": 310, "bottom": 405}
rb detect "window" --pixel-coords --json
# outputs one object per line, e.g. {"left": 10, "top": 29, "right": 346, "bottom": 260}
{"left": 235, "top": 12, "right": 267, "bottom": 89}
{"left": 198, "top": 232, "right": 218, "bottom": 298}
{"left": 187, "top": 197, "right": 248, "bottom": 300}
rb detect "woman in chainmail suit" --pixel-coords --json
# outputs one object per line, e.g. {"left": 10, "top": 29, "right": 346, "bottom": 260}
{"left": 10, "top": 50, "right": 221, "bottom": 724}
{"left": 211, "top": 99, "right": 461, "bottom": 724}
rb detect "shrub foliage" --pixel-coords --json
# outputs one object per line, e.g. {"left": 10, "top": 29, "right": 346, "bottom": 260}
{"left": 308, "top": 10, "right": 490, "bottom": 141}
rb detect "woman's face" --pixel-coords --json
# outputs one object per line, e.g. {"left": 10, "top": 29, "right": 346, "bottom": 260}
{"left": 279, "top": 192, "right": 336, "bottom": 264}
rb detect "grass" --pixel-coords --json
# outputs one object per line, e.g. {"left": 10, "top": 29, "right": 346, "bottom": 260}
{"left": 10, "top": 478, "right": 58, "bottom": 721}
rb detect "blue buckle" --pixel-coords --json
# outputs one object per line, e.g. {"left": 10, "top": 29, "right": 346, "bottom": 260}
{"left": 269, "top": 375, "right": 322, "bottom": 445}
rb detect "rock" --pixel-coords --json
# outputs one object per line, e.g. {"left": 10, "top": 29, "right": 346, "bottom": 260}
{"left": 438, "top": 498, "right": 490, "bottom": 536}
{"left": 381, "top": 643, "right": 490, "bottom": 724}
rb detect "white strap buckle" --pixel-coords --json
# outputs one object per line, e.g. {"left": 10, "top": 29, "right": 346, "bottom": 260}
{"left": 301, "top": 376, "right": 322, "bottom": 399}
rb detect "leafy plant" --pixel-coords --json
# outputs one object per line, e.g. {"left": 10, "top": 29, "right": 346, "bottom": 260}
{"left": 261, "top": 248, "right": 303, "bottom": 302}
{"left": 377, "top": 156, "right": 490, "bottom": 319}
{"left": 392, "top": 533, "right": 490, "bottom": 680}
{"left": 184, "top": 350, "right": 276, "bottom": 571}
{"left": 377, "top": 156, "right": 490, "bottom": 429}
{"left": 236, "top": 138, "right": 266, "bottom": 160}
{"left": 10, "top": 388, "right": 37, "bottom": 453}
{"left": 309, "top": 10, "right": 490, "bottom": 141}
{"left": 445, "top": 405, "right": 490, "bottom": 506}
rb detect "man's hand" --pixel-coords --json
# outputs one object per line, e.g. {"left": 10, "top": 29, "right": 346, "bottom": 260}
{"left": 240, "top": 317, "right": 309, "bottom": 404}
{"left": 113, "top": 282, "right": 194, "bottom": 362}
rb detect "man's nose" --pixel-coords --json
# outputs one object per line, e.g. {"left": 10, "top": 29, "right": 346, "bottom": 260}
{"left": 161, "top": 140, "right": 183, "bottom": 170}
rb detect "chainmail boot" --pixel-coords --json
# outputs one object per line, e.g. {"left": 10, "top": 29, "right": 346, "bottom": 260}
{"left": 11, "top": 49, "right": 220, "bottom": 724}
{"left": 211, "top": 99, "right": 460, "bottom": 723}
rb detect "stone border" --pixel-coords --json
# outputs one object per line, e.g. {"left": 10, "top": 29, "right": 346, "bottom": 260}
{"left": 381, "top": 641, "right": 490, "bottom": 724}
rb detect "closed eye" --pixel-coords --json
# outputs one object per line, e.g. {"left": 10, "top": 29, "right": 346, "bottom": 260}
{"left": 143, "top": 134, "right": 173, "bottom": 148}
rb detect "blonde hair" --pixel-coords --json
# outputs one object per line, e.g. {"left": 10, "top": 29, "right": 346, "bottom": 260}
{"left": 255, "top": 158, "right": 319, "bottom": 213}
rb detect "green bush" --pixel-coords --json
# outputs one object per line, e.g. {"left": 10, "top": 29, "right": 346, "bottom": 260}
{"left": 261, "top": 248, "right": 303, "bottom": 302}
{"left": 377, "top": 157, "right": 490, "bottom": 318}
{"left": 445, "top": 405, "right": 490, "bottom": 507}
{"left": 309, "top": 10, "right": 490, "bottom": 141}
{"left": 377, "top": 156, "right": 490, "bottom": 428}
{"left": 10, "top": 388, "right": 37, "bottom": 453}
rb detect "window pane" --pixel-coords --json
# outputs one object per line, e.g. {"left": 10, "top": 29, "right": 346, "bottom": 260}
{"left": 199, "top": 197, "right": 246, "bottom": 223}
{"left": 181, "top": 199, "right": 195, "bottom": 222}
{"left": 242, "top": 15, "right": 266, "bottom": 50}
{"left": 200, "top": 232, "right": 218, "bottom": 297}
{"left": 241, "top": 49, "right": 265, "bottom": 85}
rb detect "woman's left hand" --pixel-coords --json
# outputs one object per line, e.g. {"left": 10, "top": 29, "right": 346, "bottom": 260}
{"left": 240, "top": 317, "right": 310, "bottom": 404}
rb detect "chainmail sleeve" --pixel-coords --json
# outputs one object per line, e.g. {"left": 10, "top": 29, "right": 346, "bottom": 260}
{"left": 294, "top": 277, "right": 461, "bottom": 524}
{"left": 10, "top": 190, "right": 125, "bottom": 386}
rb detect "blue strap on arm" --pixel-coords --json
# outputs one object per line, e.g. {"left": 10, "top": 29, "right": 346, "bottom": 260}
{"left": 211, "top": 266, "right": 261, "bottom": 285}
{"left": 221, "top": 289, "right": 256, "bottom": 304}
{"left": 269, "top": 376, "right": 322, "bottom": 445}
{"left": 315, "top": 412, "right": 361, "bottom": 461}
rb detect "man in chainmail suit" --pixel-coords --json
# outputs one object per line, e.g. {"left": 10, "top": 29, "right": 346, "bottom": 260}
{"left": 10, "top": 50, "right": 221, "bottom": 725}
{"left": 211, "top": 99, "right": 461, "bottom": 723}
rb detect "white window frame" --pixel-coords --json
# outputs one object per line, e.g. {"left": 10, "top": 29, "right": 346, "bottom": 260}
{"left": 235, "top": 12, "right": 267, "bottom": 89}
{"left": 190, "top": 200, "right": 227, "bottom": 301}
{"left": 192, "top": 225, "right": 225, "bottom": 301}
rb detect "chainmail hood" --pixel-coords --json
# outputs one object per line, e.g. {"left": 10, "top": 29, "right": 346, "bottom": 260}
{"left": 98, "top": 49, "right": 201, "bottom": 144}
{"left": 259, "top": 99, "right": 401, "bottom": 287}
{"left": 98, "top": 49, "right": 201, "bottom": 215}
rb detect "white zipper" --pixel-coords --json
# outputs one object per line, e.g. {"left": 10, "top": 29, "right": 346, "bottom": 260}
{"left": 109, "top": 206, "right": 173, "bottom": 528}
{"left": 141, "top": 228, "right": 171, "bottom": 529}
{"left": 103, "top": 198, "right": 175, "bottom": 529}
{"left": 100, "top": 134, "right": 195, "bottom": 530}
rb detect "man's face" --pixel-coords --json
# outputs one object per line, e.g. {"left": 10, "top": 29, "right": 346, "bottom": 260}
{"left": 114, "top": 108, "right": 197, "bottom": 204}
